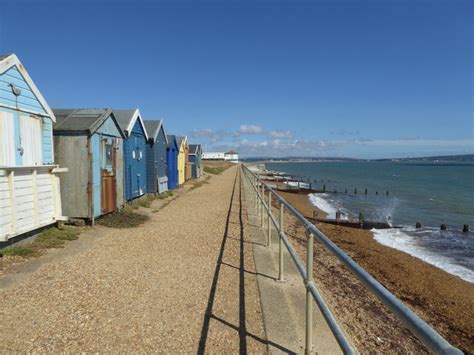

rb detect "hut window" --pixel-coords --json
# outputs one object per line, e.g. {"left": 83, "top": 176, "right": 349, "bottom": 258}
{"left": 105, "top": 144, "right": 113, "bottom": 167}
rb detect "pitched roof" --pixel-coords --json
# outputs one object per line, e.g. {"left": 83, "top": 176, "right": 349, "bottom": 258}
{"left": 167, "top": 134, "right": 178, "bottom": 149}
{"left": 52, "top": 108, "right": 124, "bottom": 137}
{"left": 0, "top": 53, "right": 56, "bottom": 120}
{"left": 144, "top": 120, "right": 168, "bottom": 145}
{"left": 225, "top": 150, "right": 238, "bottom": 155}
{"left": 112, "top": 109, "right": 149, "bottom": 140}
{"left": 176, "top": 135, "right": 187, "bottom": 146}
{"left": 189, "top": 144, "right": 202, "bottom": 155}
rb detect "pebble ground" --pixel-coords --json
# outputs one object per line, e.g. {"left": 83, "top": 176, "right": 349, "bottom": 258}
{"left": 0, "top": 166, "right": 267, "bottom": 353}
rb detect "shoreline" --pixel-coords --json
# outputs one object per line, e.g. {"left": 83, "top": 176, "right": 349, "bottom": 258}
{"left": 277, "top": 190, "right": 474, "bottom": 353}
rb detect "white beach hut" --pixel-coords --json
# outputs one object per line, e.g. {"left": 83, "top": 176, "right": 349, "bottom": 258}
{"left": 0, "top": 54, "right": 65, "bottom": 241}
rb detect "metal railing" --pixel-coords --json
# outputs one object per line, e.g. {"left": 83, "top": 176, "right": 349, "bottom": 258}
{"left": 240, "top": 164, "right": 462, "bottom": 355}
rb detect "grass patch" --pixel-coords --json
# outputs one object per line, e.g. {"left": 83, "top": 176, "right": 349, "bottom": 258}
{"left": 32, "top": 227, "right": 80, "bottom": 249}
{"left": 203, "top": 161, "right": 234, "bottom": 175}
{"left": 97, "top": 210, "right": 149, "bottom": 228}
{"left": 157, "top": 190, "right": 173, "bottom": 199}
{"left": 1, "top": 227, "right": 80, "bottom": 259}
{"left": 2, "top": 246, "right": 35, "bottom": 257}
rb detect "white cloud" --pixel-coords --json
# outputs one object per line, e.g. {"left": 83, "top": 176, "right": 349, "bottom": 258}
{"left": 238, "top": 124, "right": 264, "bottom": 135}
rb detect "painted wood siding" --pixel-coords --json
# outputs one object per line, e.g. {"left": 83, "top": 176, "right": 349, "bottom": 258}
{"left": 145, "top": 126, "right": 168, "bottom": 194}
{"left": 0, "top": 167, "right": 59, "bottom": 241}
{"left": 0, "top": 66, "right": 47, "bottom": 116}
{"left": 124, "top": 121, "right": 147, "bottom": 200}
{"left": 178, "top": 141, "right": 185, "bottom": 185}
{"left": 166, "top": 145, "right": 178, "bottom": 190}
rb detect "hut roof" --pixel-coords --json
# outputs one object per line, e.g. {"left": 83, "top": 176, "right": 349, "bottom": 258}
{"left": 225, "top": 150, "right": 238, "bottom": 155}
{"left": 52, "top": 108, "right": 124, "bottom": 137}
{"left": 189, "top": 144, "right": 201, "bottom": 155}
{"left": 144, "top": 120, "right": 168, "bottom": 145}
{"left": 0, "top": 53, "right": 56, "bottom": 120}
{"left": 167, "top": 135, "right": 179, "bottom": 149}
{"left": 176, "top": 135, "right": 187, "bottom": 147}
{"left": 113, "top": 109, "right": 149, "bottom": 140}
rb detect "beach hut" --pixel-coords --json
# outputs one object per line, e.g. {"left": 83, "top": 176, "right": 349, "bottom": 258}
{"left": 144, "top": 120, "right": 169, "bottom": 194}
{"left": 189, "top": 144, "right": 203, "bottom": 179}
{"left": 52, "top": 109, "right": 125, "bottom": 222}
{"left": 166, "top": 135, "right": 179, "bottom": 189}
{"left": 0, "top": 54, "right": 65, "bottom": 241}
{"left": 185, "top": 139, "right": 192, "bottom": 181}
{"left": 113, "top": 109, "right": 148, "bottom": 201}
{"left": 176, "top": 136, "right": 187, "bottom": 186}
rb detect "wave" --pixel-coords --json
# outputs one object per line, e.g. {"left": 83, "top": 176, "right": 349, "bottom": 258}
{"left": 308, "top": 193, "right": 349, "bottom": 220}
{"left": 372, "top": 228, "right": 474, "bottom": 283}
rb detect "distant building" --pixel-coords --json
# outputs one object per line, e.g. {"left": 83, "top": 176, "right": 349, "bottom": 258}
{"left": 224, "top": 150, "right": 239, "bottom": 163}
{"left": 202, "top": 152, "right": 225, "bottom": 160}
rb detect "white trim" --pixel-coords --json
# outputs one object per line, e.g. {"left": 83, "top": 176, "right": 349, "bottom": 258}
{"left": 0, "top": 54, "right": 56, "bottom": 122}
{"left": 126, "top": 108, "right": 149, "bottom": 141}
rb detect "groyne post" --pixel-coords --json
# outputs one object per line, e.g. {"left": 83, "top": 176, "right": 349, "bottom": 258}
{"left": 365, "top": 188, "right": 368, "bottom": 195}
{"left": 440, "top": 224, "right": 447, "bottom": 231}
{"left": 323, "top": 184, "right": 326, "bottom": 192}
{"left": 354, "top": 188, "right": 357, "bottom": 194}
{"left": 279, "top": 203, "right": 285, "bottom": 282}
{"left": 463, "top": 224, "right": 469, "bottom": 233}
{"left": 305, "top": 230, "right": 314, "bottom": 355}
{"left": 416, "top": 222, "right": 422, "bottom": 229}
{"left": 267, "top": 190, "right": 272, "bottom": 247}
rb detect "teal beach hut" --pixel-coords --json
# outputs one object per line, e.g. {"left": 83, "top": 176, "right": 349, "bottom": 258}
{"left": 114, "top": 109, "right": 148, "bottom": 201}
{"left": 52, "top": 108, "right": 125, "bottom": 223}
{"left": 166, "top": 135, "right": 179, "bottom": 189}
{"left": 189, "top": 144, "right": 203, "bottom": 178}
{"left": 144, "top": 120, "right": 169, "bottom": 194}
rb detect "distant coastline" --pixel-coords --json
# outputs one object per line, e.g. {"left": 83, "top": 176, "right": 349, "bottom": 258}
{"left": 241, "top": 153, "right": 474, "bottom": 163}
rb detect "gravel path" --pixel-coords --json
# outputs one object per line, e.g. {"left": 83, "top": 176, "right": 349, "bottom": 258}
{"left": 0, "top": 166, "right": 266, "bottom": 353}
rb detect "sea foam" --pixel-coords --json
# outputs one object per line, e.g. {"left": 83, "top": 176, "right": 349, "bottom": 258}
{"left": 372, "top": 228, "right": 474, "bottom": 283}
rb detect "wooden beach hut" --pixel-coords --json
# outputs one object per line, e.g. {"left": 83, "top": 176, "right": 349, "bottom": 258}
{"left": 185, "top": 139, "right": 192, "bottom": 181}
{"left": 0, "top": 54, "right": 65, "bottom": 241}
{"left": 176, "top": 136, "right": 186, "bottom": 186}
{"left": 113, "top": 109, "right": 149, "bottom": 201}
{"left": 189, "top": 144, "right": 203, "bottom": 179}
{"left": 52, "top": 109, "right": 125, "bottom": 223}
{"left": 166, "top": 135, "right": 179, "bottom": 189}
{"left": 144, "top": 120, "right": 169, "bottom": 194}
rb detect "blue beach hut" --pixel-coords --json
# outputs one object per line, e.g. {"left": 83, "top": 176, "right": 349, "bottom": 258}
{"left": 189, "top": 144, "right": 203, "bottom": 179}
{"left": 52, "top": 108, "right": 125, "bottom": 223}
{"left": 166, "top": 135, "right": 179, "bottom": 190}
{"left": 113, "top": 109, "right": 149, "bottom": 201}
{"left": 144, "top": 120, "right": 169, "bottom": 194}
{"left": 0, "top": 54, "right": 66, "bottom": 241}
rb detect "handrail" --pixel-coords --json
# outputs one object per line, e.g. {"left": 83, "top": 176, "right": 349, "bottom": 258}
{"left": 241, "top": 164, "right": 462, "bottom": 355}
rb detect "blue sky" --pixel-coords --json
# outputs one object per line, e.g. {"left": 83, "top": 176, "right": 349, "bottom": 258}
{"left": 1, "top": 0, "right": 472, "bottom": 158}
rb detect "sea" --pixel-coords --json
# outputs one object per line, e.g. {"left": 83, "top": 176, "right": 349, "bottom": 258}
{"left": 265, "top": 161, "right": 474, "bottom": 283}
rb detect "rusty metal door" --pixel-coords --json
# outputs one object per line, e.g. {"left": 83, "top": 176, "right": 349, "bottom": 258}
{"left": 101, "top": 142, "right": 117, "bottom": 214}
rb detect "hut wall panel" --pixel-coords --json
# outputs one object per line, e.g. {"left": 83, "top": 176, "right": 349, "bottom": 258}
{"left": 145, "top": 142, "right": 156, "bottom": 193}
{"left": 124, "top": 121, "right": 147, "bottom": 200}
{"left": 166, "top": 144, "right": 178, "bottom": 190}
{"left": 54, "top": 135, "right": 90, "bottom": 218}
{"left": 178, "top": 142, "right": 185, "bottom": 185}
{"left": 0, "top": 66, "right": 47, "bottom": 115}
{"left": 91, "top": 134, "right": 102, "bottom": 218}
{"left": 41, "top": 119, "right": 53, "bottom": 164}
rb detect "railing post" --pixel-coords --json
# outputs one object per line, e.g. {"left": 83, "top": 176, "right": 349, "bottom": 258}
{"left": 278, "top": 203, "right": 284, "bottom": 281}
{"left": 305, "top": 231, "right": 314, "bottom": 355}
{"left": 261, "top": 184, "right": 264, "bottom": 228}
{"left": 267, "top": 190, "right": 272, "bottom": 247}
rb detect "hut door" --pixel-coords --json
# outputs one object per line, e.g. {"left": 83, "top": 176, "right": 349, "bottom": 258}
{"left": 101, "top": 140, "right": 117, "bottom": 214}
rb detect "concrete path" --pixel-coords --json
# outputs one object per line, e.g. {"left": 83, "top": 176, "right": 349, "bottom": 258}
{"left": 241, "top": 174, "right": 342, "bottom": 354}
{"left": 0, "top": 166, "right": 267, "bottom": 352}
